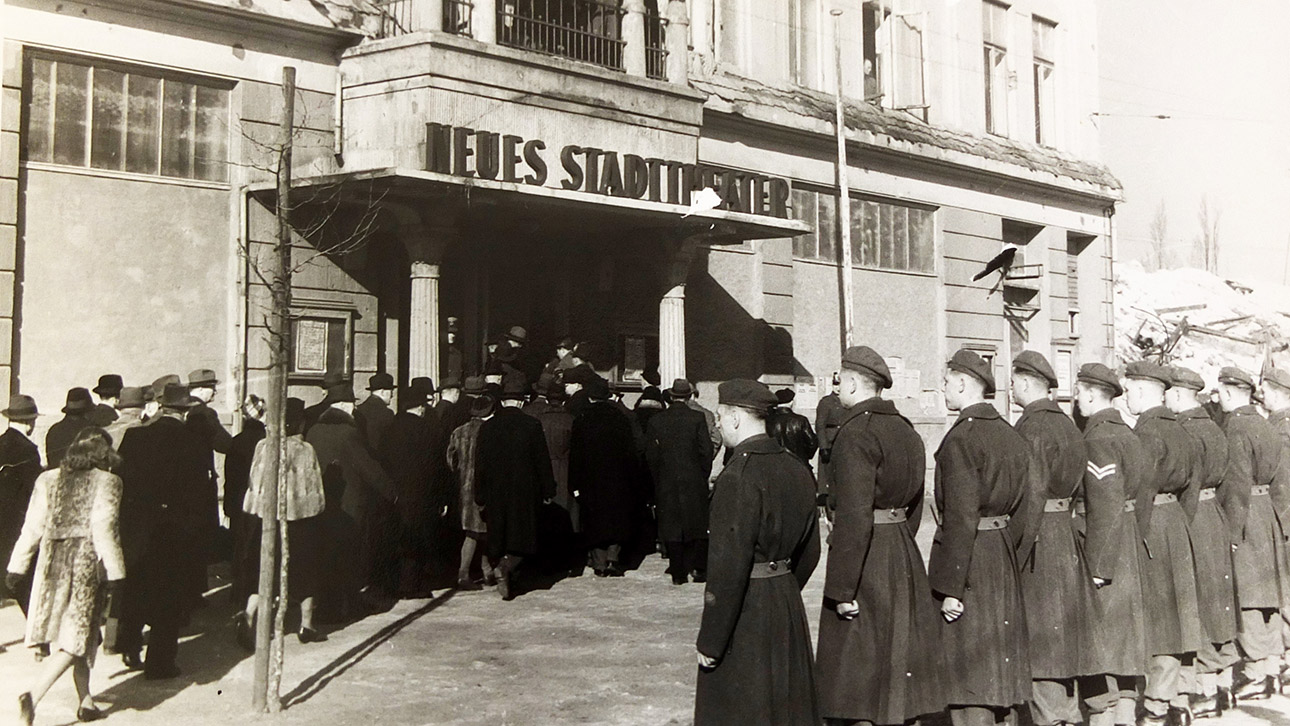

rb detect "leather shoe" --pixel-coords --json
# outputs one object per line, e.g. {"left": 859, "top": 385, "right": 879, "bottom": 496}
{"left": 1216, "top": 688, "right": 1232, "bottom": 712}
{"left": 1190, "top": 694, "right": 1219, "bottom": 720}
{"left": 298, "top": 627, "right": 327, "bottom": 644}
{"left": 1234, "top": 676, "right": 1274, "bottom": 701}
{"left": 456, "top": 578, "right": 483, "bottom": 591}
{"left": 233, "top": 613, "right": 254, "bottom": 653}
{"left": 121, "top": 651, "right": 143, "bottom": 671}
{"left": 1166, "top": 705, "right": 1192, "bottom": 726}
{"left": 17, "top": 692, "right": 33, "bottom": 726}
{"left": 77, "top": 704, "right": 105, "bottom": 722}
{"left": 497, "top": 568, "right": 512, "bottom": 601}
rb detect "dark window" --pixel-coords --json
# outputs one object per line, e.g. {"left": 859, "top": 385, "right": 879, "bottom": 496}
{"left": 792, "top": 187, "right": 935, "bottom": 274}
{"left": 982, "top": 0, "right": 1009, "bottom": 136}
{"left": 1032, "top": 17, "right": 1056, "bottom": 144}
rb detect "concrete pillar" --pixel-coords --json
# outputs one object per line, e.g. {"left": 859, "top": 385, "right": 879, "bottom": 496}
{"left": 417, "top": 0, "right": 444, "bottom": 32}
{"left": 688, "top": 0, "right": 713, "bottom": 75}
{"left": 406, "top": 232, "right": 450, "bottom": 384}
{"left": 666, "top": 0, "right": 690, "bottom": 84}
{"left": 623, "top": 0, "right": 647, "bottom": 76}
{"left": 659, "top": 236, "right": 699, "bottom": 384}
{"left": 474, "top": 0, "right": 497, "bottom": 44}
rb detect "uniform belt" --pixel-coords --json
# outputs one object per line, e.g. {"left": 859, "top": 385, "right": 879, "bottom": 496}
{"left": 873, "top": 508, "right": 908, "bottom": 524}
{"left": 1154, "top": 492, "right": 1179, "bottom": 505}
{"left": 1044, "top": 497, "right": 1073, "bottom": 513}
{"left": 1252, "top": 485, "right": 1271, "bottom": 496}
{"left": 1199, "top": 488, "right": 1218, "bottom": 502}
{"left": 749, "top": 559, "right": 793, "bottom": 579}
{"left": 978, "top": 515, "right": 1010, "bottom": 531}
{"left": 1073, "top": 500, "right": 1135, "bottom": 516}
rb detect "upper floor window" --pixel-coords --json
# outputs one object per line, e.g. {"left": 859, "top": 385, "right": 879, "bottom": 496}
{"left": 1032, "top": 17, "right": 1056, "bottom": 145}
{"left": 24, "top": 55, "right": 231, "bottom": 182}
{"left": 982, "top": 0, "right": 1009, "bottom": 136}
{"left": 792, "top": 188, "right": 935, "bottom": 274}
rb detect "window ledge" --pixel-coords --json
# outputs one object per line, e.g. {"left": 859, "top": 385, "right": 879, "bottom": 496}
{"left": 21, "top": 162, "right": 232, "bottom": 191}
{"left": 792, "top": 256, "right": 937, "bottom": 279}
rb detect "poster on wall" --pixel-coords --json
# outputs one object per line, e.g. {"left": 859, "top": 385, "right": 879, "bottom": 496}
{"left": 295, "top": 319, "right": 329, "bottom": 374}
{"left": 1056, "top": 349, "right": 1073, "bottom": 397}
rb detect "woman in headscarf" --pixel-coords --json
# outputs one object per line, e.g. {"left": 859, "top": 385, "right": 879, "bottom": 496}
{"left": 6, "top": 427, "right": 125, "bottom": 724}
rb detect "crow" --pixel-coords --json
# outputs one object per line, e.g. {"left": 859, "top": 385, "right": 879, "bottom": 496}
{"left": 973, "top": 244, "right": 1018, "bottom": 282}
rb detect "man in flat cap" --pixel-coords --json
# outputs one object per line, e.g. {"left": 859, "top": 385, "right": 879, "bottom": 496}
{"left": 1008, "top": 350, "right": 1089, "bottom": 726}
{"left": 929, "top": 349, "right": 1032, "bottom": 726}
{"left": 1164, "top": 365, "right": 1239, "bottom": 716}
{"left": 1071, "top": 363, "right": 1148, "bottom": 726}
{"left": 356, "top": 372, "right": 397, "bottom": 455}
{"left": 815, "top": 346, "right": 942, "bottom": 726}
{"left": 694, "top": 379, "right": 820, "bottom": 726}
{"left": 45, "top": 388, "right": 95, "bottom": 469}
{"left": 1215, "top": 365, "right": 1290, "bottom": 699}
{"left": 1263, "top": 367, "right": 1290, "bottom": 688}
{"left": 570, "top": 376, "right": 643, "bottom": 577}
{"left": 1122, "top": 360, "right": 1204, "bottom": 725}
{"left": 0, "top": 395, "right": 41, "bottom": 615}
{"left": 476, "top": 374, "right": 556, "bottom": 600}
{"left": 89, "top": 374, "right": 123, "bottom": 428}
{"left": 645, "top": 379, "right": 715, "bottom": 586}
{"left": 767, "top": 388, "right": 818, "bottom": 471}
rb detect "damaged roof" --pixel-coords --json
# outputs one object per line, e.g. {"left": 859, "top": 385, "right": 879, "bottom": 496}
{"left": 176, "top": 0, "right": 382, "bottom": 35}
{"left": 691, "top": 71, "right": 1122, "bottom": 200}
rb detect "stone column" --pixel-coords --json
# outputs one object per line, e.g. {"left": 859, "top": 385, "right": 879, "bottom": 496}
{"left": 406, "top": 232, "right": 450, "bottom": 384}
{"left": 688, "top": 0, "right": 713, "bottom": 76}
{"left": 474, "top": 0, "right": 498, "bottom": 43}
{"left": 666, "top": 0, "right": 690, "bottom": 84}
{"left": 623, "top": 0, "right": 647, "bottom": 76}
{"left": 659, "top": 236, "right": 700, "bottom": 385}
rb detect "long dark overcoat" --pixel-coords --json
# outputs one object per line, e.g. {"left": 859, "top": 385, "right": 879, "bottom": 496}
{"left": 1177, "top": 406, "right": 1238, "bottom": 647}
{"left": 1014, "top": 398, "right": 1089, "bottom": 680}
{"left": 224, "top": 418, "right": 265, "bottom": 603}
{"left": 476, "top": 406, "right": 556, "bottom": 561}
{"left": 1221, "top": 405, "right": 1289, "bottom": 610}
{"left": 570, "top": 400, "right": 643, "bottom": 548}
{"left": 379, "top": 411, "right": 435, "bottom": 539}
{"left": 355, "top": 395, "right": 395, "bottom": 454}
{"left": 928, "top": 401, "right": 1031, "bottom": 708}
{"left": 816, "top": 397, "right": 941, "bottom": 724}
{"left": 525, "top": 398, "right": 575, "bottom": 520}
{"left": 45, "top": 413, "right": 92, "bottom": 470}
{"left": 1134, "top": 406, "right": 1204, "bottom": 656}
{"left": 186, "top": 401, "right": 231, "bottom": 564}
{"left": 694, "top": 434, "right": 820, "bottom": 726}
{"left": 815, "top": 393, "right": 845, "bottom": 498}
{"left": 645, "top": 402, "right": 714, "bottom": 544}
{"left": 117, "top": 415, "right": 209, "bottom": 626}
{"left": 0, "top": 428, "right": 42, "bottom": 608}
{"left": 1077, "top": 408, "right": 1148, "bottom": 678}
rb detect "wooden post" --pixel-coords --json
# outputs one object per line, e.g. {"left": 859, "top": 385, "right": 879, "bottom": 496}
{"left": 253, "top": 65, "right": 295, "bottom": 714}
{"left": 832, "top": 9, "right": 855, "bottom": 349}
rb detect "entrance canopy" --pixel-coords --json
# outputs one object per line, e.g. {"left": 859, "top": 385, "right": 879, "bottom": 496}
{"left": 249, "top": 166, "right": 812, "bottom": 243}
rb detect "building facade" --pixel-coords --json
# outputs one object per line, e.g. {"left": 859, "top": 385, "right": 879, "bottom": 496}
{"left": 1, "top": 0, "right": 1119, "bottom": 452}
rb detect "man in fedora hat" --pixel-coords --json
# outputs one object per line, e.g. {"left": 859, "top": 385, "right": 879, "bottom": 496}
{"left": 1215, "top": 366, "right": 1290, "bottom": 700}
{"left": 89, "top": 374, "right": 123, "bottom": 428}
{"left": 356, "top": 372, "right": 397, "bottom": 454}
{"left": 186, "top": 368, "right": 233, "bottom": 607}
{"left": 695, "top": 379, "right": 820, "bottom": 726}
{"left": 544, "top": 337, "right": 576, "bottom": 378}
{"left": 503, "top": 325, "right": 542, "bottom": 383}
{"left": 766, "top": 388, "right": 817, "bottom": 471}
{"left": 307, "top": 379, "right": 397, "bottom": 616}
{"left": 645, "top": 379, "right": 714, "bottom": 585}
{"left": 303, "top": 370, "right": 352, "bottom": 436}
{"left": 105, "top": 387, "right": 148, "bottom": 451}
{"left": 0, "top": 395, "right": 42, "bottom": 616}
{"left": 379, "top": 377, "right": 438, "bottom": 597}
{"left": 116, "top": 383, "right": 208, "bottom": 678}
{"left": 476, "top": 374, "right": 555, "bottom": 600}
{"left": 570, "top": 376, "right": 643, "bottom": 577}
{"left": 144, "top": 375, "right": 180, "bottom": 425}
{"left": 45, "top": 388, "right": 95, "bottom": 469}
{"left": 929, "top": 349, "right": 1033, "bottom": 726}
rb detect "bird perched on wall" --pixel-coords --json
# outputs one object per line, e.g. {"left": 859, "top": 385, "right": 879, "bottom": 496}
{"left": 973, "top": 243, "right": 1019, "bottom": 297}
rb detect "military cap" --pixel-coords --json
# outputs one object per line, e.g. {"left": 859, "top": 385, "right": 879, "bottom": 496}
{"left": 1264, "top": 367, "right": 1290, "bottom": 392}
{"left": 93, "top": 374, "right": 124, "bottom": 398}
{"left": 718, "top": 378, "right": 778, "bottom": 412}
{"left": 62, "top": 387, "right": 94, "bottom": 414}
{"left": 116, "top": 387, "right": 146, "bottom": 410}
{"left": 152, "top": 374, "right": 181, "bottom": 400}
{"left": 947, "top": 349, "right": 995, "bottom": 396}
{"left": 775, "top": 388, "right": 795, "bottom": 405}
{"left": 1124, "top": 360, "right": 1172, "bottom": 388}
{"left": 1012, "top": 350, "right": 1058, "bottom": 389}
{"left": 367, "top": 372, "right": 395, "bottom": 391}
{"left": 842, "top": 345, "right": 894, "bottom": 389}
{"left": 2, "top": 394, "right": 39, "bottom": 421}
{"left": 188, "top": 368, "right": 219, "bottom": 388}
{"left": 1168, "top": 366, "right": 1206, "bottom": 392}
{"left": 501, "top": 372, "right": 529, "bottom": 400}
{"left": 1218, "top": 366, "right": 1254, "bottom": 390}
{"left": 1076, "top": 363, "right": 1123, "bottom": 397}
{"left": 463, "top": 375, "right": 487, "bottom": 395}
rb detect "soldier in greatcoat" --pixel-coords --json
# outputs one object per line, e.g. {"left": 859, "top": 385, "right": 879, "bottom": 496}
{"left": 1215, "top": 366, "right": 1290, "bottom": 700}
{"left": 1262, "top": 367, "right": 1290, "bottom": 690}
{"left": 1072, "top": 364, "right": 1148, "bottom": 726}
{"left": 645, "top": 379, "right": 714, "bottom": 585}
{"left": 1123, "top": 360, "right": 1205, "bottom": 725}
{"left": 475, "top": 375, "right": 556, "bottom": 600}
{"left": 694, "top": 379, "right": 820, "bottom": 726}
{"left": 1167, "top": 366, "right": 1239, "bottom": 717}
{"left": 815, "top": 373, "right": 845, "bottom": 504}
{"left": 1009, "top": 351, "right": 1089, "bottom": 726}
{"left": 928, "top": 349, "right": 1032, "bottom": 726}
{"left": 115, "top": 384, "right": 209, "bottom": 678}
{"left": 816, "top": 346, "right": 942, "bottom": 726}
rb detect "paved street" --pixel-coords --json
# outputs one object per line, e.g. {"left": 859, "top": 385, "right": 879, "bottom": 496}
{"left": 3, "top": 542, "right": 1290, "bottom": 726}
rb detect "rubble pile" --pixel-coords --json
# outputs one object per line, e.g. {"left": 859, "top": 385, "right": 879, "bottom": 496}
{"left": 1114, "top": 261, "right": 1290, "bottom": 386}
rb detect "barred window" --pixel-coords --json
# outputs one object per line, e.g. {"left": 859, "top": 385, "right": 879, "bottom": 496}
{"left": 24, "top": 55, "right": 231, "bottom": 182}
{"left": 792, "top": 188, "right": 935, "bottom": 274}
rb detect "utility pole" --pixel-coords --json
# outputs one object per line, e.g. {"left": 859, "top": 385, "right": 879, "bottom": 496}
{"left": 832, "top": 7, "right": 855, "bottom": 348}
{"left": 253, "top": 64, "right": 295, "bottom": 714}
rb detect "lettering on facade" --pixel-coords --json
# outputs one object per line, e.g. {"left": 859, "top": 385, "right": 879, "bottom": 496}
{"left": 425, "top": 123, "right": 791, "bottom": 219}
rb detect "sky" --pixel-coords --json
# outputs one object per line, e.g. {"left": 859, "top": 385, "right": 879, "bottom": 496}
{"left": 1097, "top": 0, "right": 1290, "bottom": 288}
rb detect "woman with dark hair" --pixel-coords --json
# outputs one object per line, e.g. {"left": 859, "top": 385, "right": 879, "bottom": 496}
{"left": 235, "top": 397, "right": 327, "bottom": 646}
{"left": 6, "top": 427, "right": 125, "bottom": 724}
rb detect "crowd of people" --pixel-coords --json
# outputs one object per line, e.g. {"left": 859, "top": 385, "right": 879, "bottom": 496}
{"left": 698, "top": 346, "right": 1290, "bottom": 726}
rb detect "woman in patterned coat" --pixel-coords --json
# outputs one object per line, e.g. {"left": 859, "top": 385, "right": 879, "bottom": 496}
{"left": 447, "top": 395, "right": 496, "bottom": 589}
{"left": 6, "top": 428, "right": 125, "bottom": 724}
